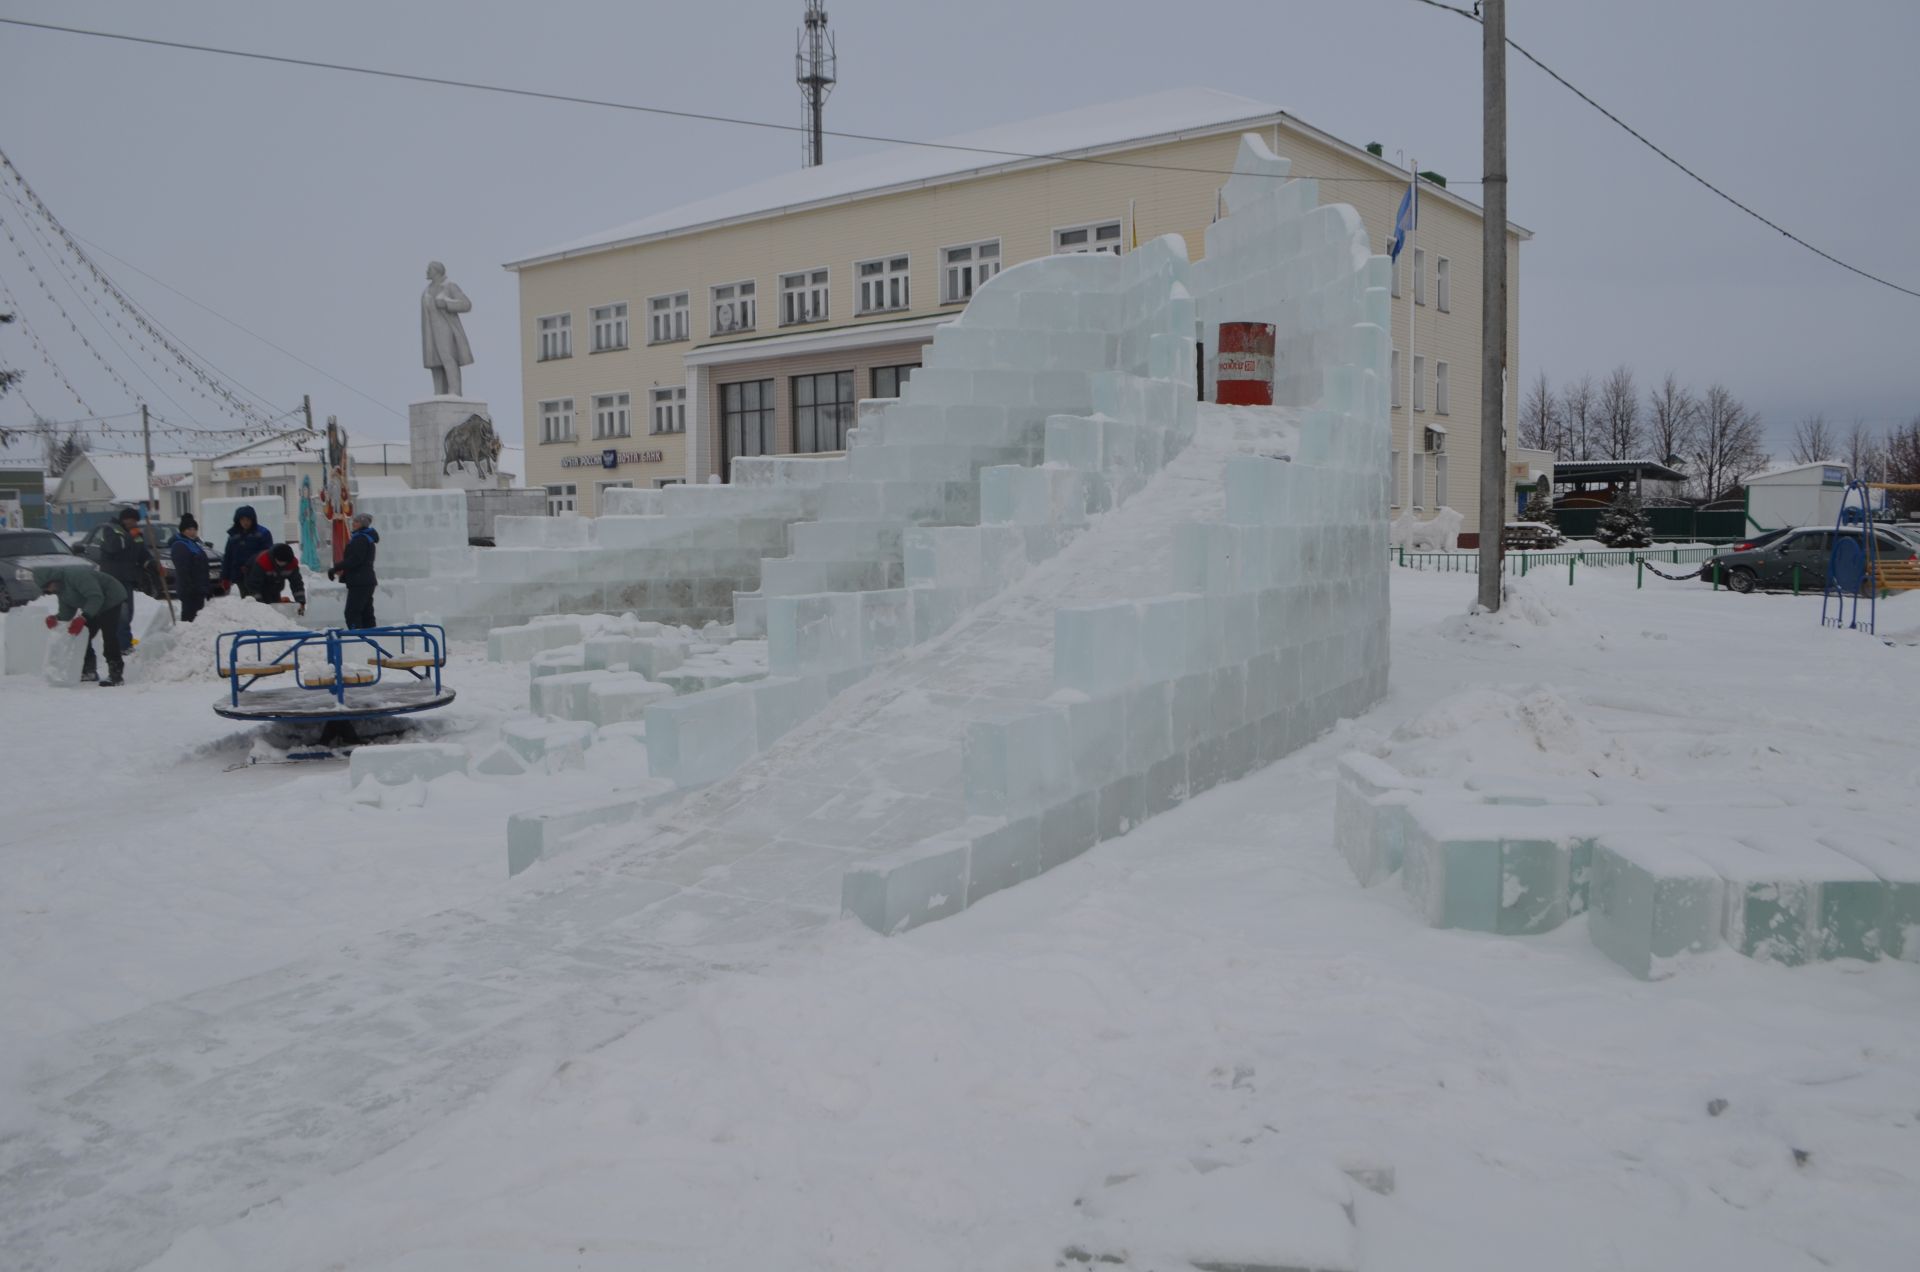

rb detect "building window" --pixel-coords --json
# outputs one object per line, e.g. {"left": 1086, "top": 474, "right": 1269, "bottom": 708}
{"left": 1413, "top": 248, "right": 1427, "bottom": 306}
{"left": 792, "top": 370, "right": 855, "bottom": 454}
{"left": 1435, "top": 361, "right": 1450, "bottom": 416}
{"left": 592, "top": 392, "right": 631, "bottom": 439}
{"left": 856, "top": 255, "right": 910, "bottom": 314}
{"left": 780, "top": 268, "right": 830, "bottom": 325}
{"left": 537, "top": 313, "right": 571, "bottom": 361}
{"left": 1411, "top": 451, "right": 1427, "bottom": 510}
{"left": 1436, "top": 257, "right": 1450, "bottom": 312}
{"left": 1390, "top": 349, "right": 1402, "bottom": 409}
{"left": 596, "top": 479, "right": 633, "bottom": 506}
{"left": 648, "top": 292, "right": 689, "bottom": 344}
{"left": 654, "top": 478, "right": 683, "bottom": 489}
{"left": 590, "top": 302, "right": 629, "bottom": 352}
{"left": 650, "top": 386, "right": 686, "bottom": 435}
{"left": 545, "top": 483, "right": 576, "bottom": 515}
{"left": 720, "top": 378, "right": 775, "bottom": 466}
{"left": 1054, "top": 221, "right": 1123, "bottom": 255}
{"left": 1434, "top": 453, "right": 1449, "bottom": 508}
{"left": 539, "top": 397, "right": 575, "bottom": 444}
{"left": 238, "top": 484, "right": 258, "bottom": 498}
{"left": 871, "top": 363, "right": 918, "bottom": 399}
{"left": 1412, "top": 355, "right": 1426, "bottom": 412}
{"left": 941, "top": 239, "right": 1001, "bottom": 303}
{"left": 1389, "top": 241, "right": 1401, "bottom": 298}
{"left": 170, "top": 490, "right": 192, "bottom": 518}
{"left": 711, "top": 280, "right": 756, "bottom": 335}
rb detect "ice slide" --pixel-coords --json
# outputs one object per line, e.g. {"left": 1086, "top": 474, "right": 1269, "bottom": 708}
{"left": 0, "top": 135, "right": 1394, "bottom": 1271}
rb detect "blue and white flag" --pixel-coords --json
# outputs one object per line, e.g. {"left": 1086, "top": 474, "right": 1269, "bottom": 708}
{"left": 1390, "top": 184, "right": 1417, "bottom": 260}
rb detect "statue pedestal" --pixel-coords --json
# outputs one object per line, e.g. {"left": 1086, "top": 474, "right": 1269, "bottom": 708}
{"left": 409, "top": 397, "right": 501, "bottom": 491}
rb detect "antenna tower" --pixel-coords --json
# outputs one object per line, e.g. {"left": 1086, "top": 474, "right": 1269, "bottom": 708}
{"left": 795, "top": 1, "right": 836, "bottom": 167}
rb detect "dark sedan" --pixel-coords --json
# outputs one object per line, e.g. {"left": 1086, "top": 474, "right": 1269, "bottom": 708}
{"left": 0, "top": 528, "right": 94, "bottom": 610}
{"left": 1704, "top": 526, "right": 1920, "bottom": 593}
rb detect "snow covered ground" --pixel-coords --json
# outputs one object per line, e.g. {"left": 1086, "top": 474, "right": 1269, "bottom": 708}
{"left": 4, "top": 568, "right": 1918, "bottom": 1270}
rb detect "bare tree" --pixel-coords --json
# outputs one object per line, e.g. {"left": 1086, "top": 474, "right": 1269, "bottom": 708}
{"left": 1843, "top": 416, "right": 1885, "bottom": 484}
{"left": 1560, "top": 375, "right": 1597, "bottom": 461}
{"left": 0, "top": 311, "right": 21, "bottom": 449}
{"left": 1688, "top": 384, "right": 1769, "bottom": 502}
{"left": 1789, "top": 412, "right": 1836, "bottom": 465}
{"left": 1597, "top": 365, "right": 1642, "bottom": 460}
{"left": 42, "top": 420, "right": 89, "bottom": 476}
{"left": 1884, "top": 416, "right": 1920, "bottom": 519}
{"left": 1645, "top": 372, "right": 1697, "bottom": 467}
{"left": 1519, "top": 370, "right": 1561, "bottom": 453}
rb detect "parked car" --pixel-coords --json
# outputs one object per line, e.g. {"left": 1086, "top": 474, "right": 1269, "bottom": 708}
{"left": 74, "top": 519, "right": 184, "bottom": 594}
{"left": 0, "top": 527, "right": 94, "bottom": 611}
{"left": 1703, "top": 525, "right": 1920, "bottom": 593}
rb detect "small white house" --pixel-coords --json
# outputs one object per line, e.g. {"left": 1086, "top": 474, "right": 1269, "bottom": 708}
{"left": 1746, "top": 461, "right": 1851, "bottom": 532}
{"left": 45, "top": 455, "right": 183, "bottom": 531}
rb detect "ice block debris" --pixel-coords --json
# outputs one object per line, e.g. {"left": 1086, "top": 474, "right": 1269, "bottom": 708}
{"left": 1588, "top": 835, "right": 1727, "bottom": 980}
{"left": 348, "top": 742, "right": 470, "bottom": 790}
{"left": 586, "top": 674, "right": 675, "bottom": 726}
{"left": 488, "top": 618, "right": 585, "bottom": 662}
{"left": 501, "top": 718, "right": 594, "bottom": 772}
{"left": 507, "top": 796, "right": 640, "bottom": 876}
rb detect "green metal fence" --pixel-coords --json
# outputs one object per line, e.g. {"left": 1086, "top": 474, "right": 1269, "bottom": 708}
{"left": 1394, "top": 545, "right": 1718, "bottom": 576}
{"left": 1553, "top": 506, "right": 1745, "bottom": 542}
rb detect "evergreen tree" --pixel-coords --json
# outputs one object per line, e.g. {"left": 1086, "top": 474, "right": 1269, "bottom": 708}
{"left": 1596, "top": 488, "right": 1654, "bottom": 548}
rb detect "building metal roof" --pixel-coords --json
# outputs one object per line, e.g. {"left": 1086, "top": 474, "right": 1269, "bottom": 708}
{"left": 505, "top": 87, "right": 1531, "bottom": 270}
{"left": 1552, "top": 459, "right": 1688, "bottom": 484}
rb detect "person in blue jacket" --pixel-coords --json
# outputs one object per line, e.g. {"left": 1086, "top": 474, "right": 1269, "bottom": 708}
{"left": 220, "top": 505, "right": 272, "bottom": 593}
{"left": 327, "top": 512, "right": 379, "bottom": 629}
{"left": 168, "top": 513, "right": 214, "bottom": 622}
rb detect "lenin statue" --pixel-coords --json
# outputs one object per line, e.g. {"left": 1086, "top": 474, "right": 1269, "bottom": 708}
{"left": 421, "top": 260, "right": 474, "bottom": 397}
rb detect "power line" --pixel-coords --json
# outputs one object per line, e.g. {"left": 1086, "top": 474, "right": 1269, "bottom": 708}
{"left": 1410, "top": 0, "right": 1920, "bottom": 300}
{"left": 0, "top": 16, "right": 1447, "bottom": 187}
{"left": 68, "top": 233, "right": 408, "bottom": 422}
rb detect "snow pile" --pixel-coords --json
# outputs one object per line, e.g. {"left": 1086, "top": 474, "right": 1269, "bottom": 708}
{"left": 1381, "top": 684, "right": 1638, "bottom": 783}
{"left": 131, "top": 596, "right": 305, "bottom": 684}
{"left": 1436, "top": 576, "right": 1563, "bottom": 644}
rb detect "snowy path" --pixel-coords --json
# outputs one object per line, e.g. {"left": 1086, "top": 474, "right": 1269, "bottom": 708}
{"left": 0, "top": 410, "right": 1279, "bottom": 1272}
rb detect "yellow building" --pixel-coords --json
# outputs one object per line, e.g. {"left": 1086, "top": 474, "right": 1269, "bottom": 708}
{"left": 504, "top": 88, "right": 1527, "bottom": 522}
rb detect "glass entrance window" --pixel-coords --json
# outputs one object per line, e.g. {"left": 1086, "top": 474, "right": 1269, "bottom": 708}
{"left": 871, "top": 363, "right": 918, "bottom": 399}
{"left": 792, "top": 370, "right": 855, "bottom": 454}
{"left": 721, "top": 378, "right": 776, "bottom": 467}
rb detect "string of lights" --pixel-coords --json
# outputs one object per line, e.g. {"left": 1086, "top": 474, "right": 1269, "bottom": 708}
{"left": 0, "top": 148, "right": 289, "bottom": 423}
{"left": 0, "top": 213, "right": 152, "bottom": 409}
{"left": 0, "top": 189, "right": 268, "bottom": 428}
{"left": 0, "top": 278, "right": 101, "bottom": 416}
{"left": 0, "top": 193, "right": 201, "bottom": 423}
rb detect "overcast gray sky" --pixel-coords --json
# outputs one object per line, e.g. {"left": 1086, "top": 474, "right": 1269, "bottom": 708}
{"left": 0, "top": 0, "right": 1914, "bottom": 462}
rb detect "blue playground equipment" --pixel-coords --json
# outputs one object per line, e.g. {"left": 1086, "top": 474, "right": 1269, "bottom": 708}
{"left": 1821, "top": 480, "right": 1878, "bottom": 635}
{"left": 213, "top": 623, "right": 455, "bottom": 723}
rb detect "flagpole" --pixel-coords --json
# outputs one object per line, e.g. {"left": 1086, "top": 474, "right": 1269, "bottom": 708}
{"left": 1407, "top": 156, "right": 1417, "bottom": 516}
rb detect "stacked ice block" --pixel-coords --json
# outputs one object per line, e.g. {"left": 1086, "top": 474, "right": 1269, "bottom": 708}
{"left": 1334, "top": 753, "right": 1920, "bottom": 978}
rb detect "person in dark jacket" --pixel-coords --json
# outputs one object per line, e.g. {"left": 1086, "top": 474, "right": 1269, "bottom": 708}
{"left": 168, "top": 513, "right": 214, "bottom": 623}
{"left": 242, "top": 543, "right": 306, "bottom": 613}
{"left": 33, "top": 562, "right": 129, "bottom": 685}
{"left": 327, "top": 512, "right": 379, "bottom": 629}
{"left": 220, "top": 504, "right": 273, "bottom": 593}
{"left": 98, "top": 506, "right": 156, "bottom": 649}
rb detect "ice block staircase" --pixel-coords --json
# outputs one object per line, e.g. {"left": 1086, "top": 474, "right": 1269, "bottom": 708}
{"left": 645, "top": 237, "right": 1204, "bottom": 791}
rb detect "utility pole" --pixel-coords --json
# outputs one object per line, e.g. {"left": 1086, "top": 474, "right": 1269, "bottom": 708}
{"left": 302, "top": 392, "right": 314, "bottom": 435}
{"left": 139, "top": 400, "right": 175, "bottom": 620}
{"left": 1476, "top": 0, "right": 1508, "bottom": 611}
